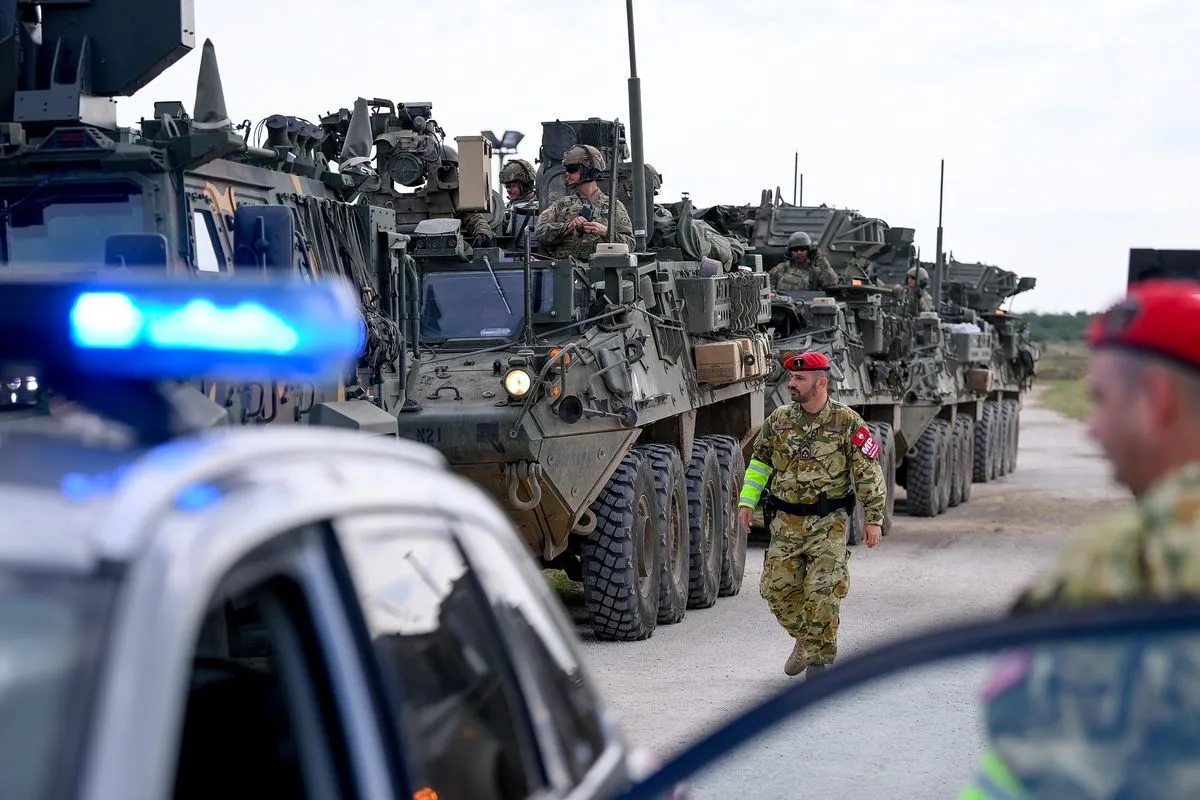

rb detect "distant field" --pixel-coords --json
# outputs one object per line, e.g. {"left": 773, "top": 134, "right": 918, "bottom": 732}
{"left": 1036, "top": 341, "right": 1090, "bottom": 422}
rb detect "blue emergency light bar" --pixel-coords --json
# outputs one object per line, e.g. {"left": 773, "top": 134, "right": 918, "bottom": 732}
{"left": 0, "top": 274, "right": 366, "bottom": 382}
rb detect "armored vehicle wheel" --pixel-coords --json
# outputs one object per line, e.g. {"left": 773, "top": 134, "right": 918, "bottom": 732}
{"left": 948, "top": 417, "right": 964, "bottom": 508}
{"left": 991, "top": 400, "right": 1008, "bottom": 479}
{"left": 581, "top": 450, "right": 662, "bottom": 641}
{"left": 936, "top": 419, "right": 953, "bottom": 514}
{"left": 685, "top": 441, "right": 725, "bottom": 609}
{"left": 1003, "top": 399, "right": 1021, "bottom": 473}
{"left": 637, "top": 444, "right": 690, "bottom": 624}
{"left": 956, "top": 417, "right": 975, "bottom": 504}
{"left": 867, "top": 422, "right": 897, "bottom": 536}
{"left": 703, "top": 435, "right": 748, "bottom": 597}
{"left": 982, "top": 401, "right": 1002, "bottom": 481}
{"left": 907, "top": 419, "right": 949, "bottom": 518}
{"left": 973, "top": 402, "right": 998, "bottom": 484}
{"left": 1000, "top": 402, "right": 1015, "bottom": 476}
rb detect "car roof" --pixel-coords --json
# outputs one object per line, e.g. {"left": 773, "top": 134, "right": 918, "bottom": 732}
{"left": 0, "top": 423, "right": 457, "bottom": 574}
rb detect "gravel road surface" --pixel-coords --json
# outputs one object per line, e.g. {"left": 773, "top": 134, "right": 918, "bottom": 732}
{"left": 571, "top": 388, "right": 1127, "bottom": 795}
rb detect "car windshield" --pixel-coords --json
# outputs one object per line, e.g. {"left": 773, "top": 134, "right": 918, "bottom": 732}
{"left": 0, "top": 182, "right": 146, "bottom": 267}
{"left": 419, "top": 269, "right": 555, "bottom": 341}
{"left": 0, "top": 567, "right": 115, "bottom": 800}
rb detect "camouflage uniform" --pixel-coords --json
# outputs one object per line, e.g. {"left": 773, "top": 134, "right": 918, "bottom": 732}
{"left": 535, "top": 144, "right": 635, "bottom": 261}
{"left": 741, "top": 399, "right": 887, "bottom": 668}
{"left": 768, "top": 251, "right": 838, "bottom": 292}
{"left": 457, "top": 210, "right": 495, "bottom": 245}
{"left": 895, "top": 284, "right": 934, "bottom": 312}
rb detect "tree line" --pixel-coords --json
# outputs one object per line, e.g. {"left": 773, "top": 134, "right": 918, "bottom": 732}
{"left": 1015, "top": 312, "right": 1093, "bottom": 342}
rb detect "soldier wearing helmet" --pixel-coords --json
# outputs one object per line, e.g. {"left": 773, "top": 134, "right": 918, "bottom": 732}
{"left": 895, "top": 265, "right": 933, "bottom": 312}
{"left": 534, "top": 144, "right": 635, "bottom": 261}
{"left": 768, "top": 231, "right": 838, "bottom": 292}
{"left": 498, "top": 158, "right": 539, "bottom": 250}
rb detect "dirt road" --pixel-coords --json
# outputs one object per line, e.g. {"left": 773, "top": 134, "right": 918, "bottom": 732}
{"left": 575, "top": 387, "right": 1126, "bottom": 762}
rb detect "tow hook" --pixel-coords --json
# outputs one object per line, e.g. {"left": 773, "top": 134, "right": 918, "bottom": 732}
{"left": 506, "top": 462, "right": 543, "bottom": 510}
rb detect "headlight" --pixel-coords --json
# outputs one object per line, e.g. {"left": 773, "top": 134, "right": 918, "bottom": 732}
{"left": 503, "top": 368, "right": 532, "bottom": 397}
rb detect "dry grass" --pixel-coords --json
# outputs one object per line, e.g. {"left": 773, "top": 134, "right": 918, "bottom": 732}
{"left": 1040, "top": 380, "right": 1091, "bottom": 422}
{"left": 1035, "top": 343, "right": 1091, "bottom": 422}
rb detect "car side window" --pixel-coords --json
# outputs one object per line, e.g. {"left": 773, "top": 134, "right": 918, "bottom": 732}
{"left": 334, "top": 513, "right": 547, "bottom": 800}
{"left": 458, "top": 521, "right": 611, "bottom": 784}
{"left": 172, "top": 530, "right": 357, "bottom": 800}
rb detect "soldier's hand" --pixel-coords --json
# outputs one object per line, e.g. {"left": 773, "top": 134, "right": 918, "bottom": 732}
{"left": 738, "top": 506, "right": 755, "bottom": 534}
{"left": 864, "top": 523, "right": 882, "bottom": 548}
{"left": 584, "top": 221, "right": 608, "bottom": 236}
{"left": 566, "top": 216, "right": 587, "bottom": 231}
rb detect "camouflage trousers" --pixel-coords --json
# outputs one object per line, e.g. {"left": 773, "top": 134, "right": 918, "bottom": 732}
{"left": 759, "top": 510, "right": 851, "bottom": 667}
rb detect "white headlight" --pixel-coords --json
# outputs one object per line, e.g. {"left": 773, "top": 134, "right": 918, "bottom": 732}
{"left": 504, "top": 368, "right": 532, "bottom": 397}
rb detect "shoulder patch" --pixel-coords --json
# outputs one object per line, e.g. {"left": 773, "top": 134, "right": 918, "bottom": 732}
{"left": 851, "top": 425, "right": 880, "bottom": 459}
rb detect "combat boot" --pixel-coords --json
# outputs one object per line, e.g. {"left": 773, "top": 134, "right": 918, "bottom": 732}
{"left": 784, "top": 641, "right": 806, "bottom": 676}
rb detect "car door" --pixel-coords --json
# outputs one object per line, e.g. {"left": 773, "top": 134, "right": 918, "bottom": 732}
{"left": 331, "top": 510, "right": 554, "bottom": 800}
{"left": 454, "top": 515, "right": 635, "bottom": 799}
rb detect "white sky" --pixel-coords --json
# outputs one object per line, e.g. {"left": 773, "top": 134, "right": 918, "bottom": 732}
{"left": 117, "top": 0, "right": 1200, "bottom": 314}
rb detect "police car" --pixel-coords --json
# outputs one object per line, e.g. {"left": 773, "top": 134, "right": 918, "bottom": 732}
{"left": 0, "top": 274, "right": 662, "bottom": 799}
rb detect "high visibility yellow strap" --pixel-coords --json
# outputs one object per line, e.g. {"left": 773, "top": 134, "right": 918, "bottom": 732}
{"left": 738, "top": 458, "right": 773, "bottom": 508}
{"left": 958, "top": 751, "right": 1030, "bottom": 800}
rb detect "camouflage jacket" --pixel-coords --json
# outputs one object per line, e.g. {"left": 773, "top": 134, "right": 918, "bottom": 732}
{"left": 768, "top": 252, "right": 838, "bottom": 292}
{"left": 894, "top": 285, "right": 934, "bottom": 312}
{"left": 1012, "top": 460, "right": 1200, "bottom": 612}
{"left": 534, "top": 189, "right": 635, "bottom": 260}
{"left": 749, "top": 399, "right": 887, "bottom": 526}
{"left": 457, "top": 210, "right": 494, "bottom": 242}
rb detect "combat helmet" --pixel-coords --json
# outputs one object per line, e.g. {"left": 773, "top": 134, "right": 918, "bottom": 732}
{"left": 907, "top": 265, "right": 930, "bottom": 285}
{"left": 563, "top": 144, "right": 606, "bottom": 182}
{"left": 645, "top": 163, "right": 663, "bottom": 194}
{"left": 500, "top": 158, "right": 537, "bottom": 188}
{"left": 786, "top": 231, "right": 813, "bottom": 251}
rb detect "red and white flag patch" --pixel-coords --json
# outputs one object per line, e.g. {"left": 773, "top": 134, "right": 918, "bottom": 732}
{"left": 852, "top": 426, "right": 880, "bottom": 459}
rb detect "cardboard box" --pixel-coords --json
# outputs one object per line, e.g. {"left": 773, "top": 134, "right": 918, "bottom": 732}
{"left": 695, "top": 341, "right": 745, "bottom": 385}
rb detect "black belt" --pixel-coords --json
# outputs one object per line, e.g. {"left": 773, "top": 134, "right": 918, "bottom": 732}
{"left": 762, "top": 491, "right": 856, "bottom": 529}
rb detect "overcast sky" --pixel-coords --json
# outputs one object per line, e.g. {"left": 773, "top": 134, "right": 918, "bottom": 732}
{"left": 117, "top": 0, "right": 1199, "bottom": 313}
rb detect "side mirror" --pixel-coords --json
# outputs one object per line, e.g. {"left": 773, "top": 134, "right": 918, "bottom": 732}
{"left": 233, "top": 205, "right": 294, "bottom": 272}
{"left": 105, "top": 233, "right": 170, "bottom": 270}
{"left": 623, "top": 600, "right": 1200, "bottom": 800}
{"left": 1016, "top": 277, "right": 1037, "bottom": 293}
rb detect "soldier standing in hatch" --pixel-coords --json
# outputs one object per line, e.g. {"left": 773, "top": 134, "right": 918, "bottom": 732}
{"left": 768, "top": 231, "right": 839, "bottom": 292}
{"left": 737, "top": 351, "right": 887, "bottom": 677}
{"left": 499, "top": 158, "right": 540, "bottom": 249}
{"left": 894, "top": 265, "right": 934, "bottom": 312}
{"left": 534, "top": 145, "right": 635, "bottom": 260}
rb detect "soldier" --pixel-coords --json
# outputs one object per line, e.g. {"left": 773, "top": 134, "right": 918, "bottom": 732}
{"left": 736, "top": 350, "right": 887, "bottom": 677}
{"left": 959, "top": 280, "right": 1200, "bottom": 798}
{"left": 535, "top": 144, "right": 635, "bottom": 260}
{"left": 498, "top": 158, "right": 539, "bottom": 249}
{"left": 768, "top": 231, "right": 838, "bottom": 292}
{"left": 894, "top": 265, "right": 934, "bottom": 312}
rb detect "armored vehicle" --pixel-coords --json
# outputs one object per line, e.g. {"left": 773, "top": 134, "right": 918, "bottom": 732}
{"left": 0, "top": 0, "right": 404, "bottom": 433}
{"left": 388, "top": 115, "right": 773, "bottom": 642}
{"left": 731, "top": 191, "right": 1040, "bottom": 542}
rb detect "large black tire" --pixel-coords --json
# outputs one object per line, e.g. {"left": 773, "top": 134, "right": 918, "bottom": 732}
{"left": 637, "top": 444, "right": 690, "bottom": 625}
{"left": 989, "top": 400, "right": 1006, "bottom": 479}
{"left": 871, "top": 422, "right": 897, "bottom": 536}
{"left": 973, "top": 403, "right": 997, "bottom": 484}
{"left": 948, "top": 416, "right": 964, "bottom": 508}
{"left": 956, "top": 417, "right": 975, "bottom": 504}
{"left": 906, "top": 419, "right": 949, "bottom": 517}
{"left": 703, "top": 435, "right": 748, "bottom": 597}
{"left": 1003, "top": 399, "right": 1021, "bottom": 473}
{"left": 581, "top": 450, "right": 662, "bottom": 641}
{"left": 685, "top": 440, "right": 725, "bottom": 609}
{"left": 935, "top": 419, "right": 953, "bottom": 514}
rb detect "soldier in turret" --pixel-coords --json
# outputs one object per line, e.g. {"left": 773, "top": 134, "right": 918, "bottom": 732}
{"left": 498, "top": 158, "right": 539, "bottom": 249}
{"left": 535, "top": 145, "right": 635, "bottom": 260}
{"left": 894, "top": 266, "right": 934, "bottom": 312}
{"left": 768, "top": 231, "right": 838, "bottom": 292}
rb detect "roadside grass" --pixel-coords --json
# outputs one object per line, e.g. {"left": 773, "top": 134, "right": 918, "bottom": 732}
{"left": 1036, "top": 342, "right": 1090, "bottom": 422}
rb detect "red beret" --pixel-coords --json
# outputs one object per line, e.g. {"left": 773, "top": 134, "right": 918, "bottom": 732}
{"left": 1087, "top": 279, "right": 1200, "bottom": 370}
{"left": 783, "top": 351, "right": 831, "bottom": 372}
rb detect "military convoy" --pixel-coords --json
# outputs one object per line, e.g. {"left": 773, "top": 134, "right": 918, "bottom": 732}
{"left": 1, "top": 0, "right": 1042, "bottom": 643}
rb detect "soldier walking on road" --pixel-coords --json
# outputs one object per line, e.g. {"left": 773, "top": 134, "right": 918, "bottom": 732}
{"left": 736, "top": 351, "right": 887, "bottom": 677}
{"left": 768, "top": 231, "right": 838, "bottom": 292}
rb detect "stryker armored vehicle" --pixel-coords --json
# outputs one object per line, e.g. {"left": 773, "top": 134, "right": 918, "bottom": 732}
{"left": 386, "top": 113, "right": 773, "bottom": 642}
{"left": 0, "top": 0, "right": 405, "bottom": 433}
{"left": 725, "top": 187, "right": 1040, "bottom": 542}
